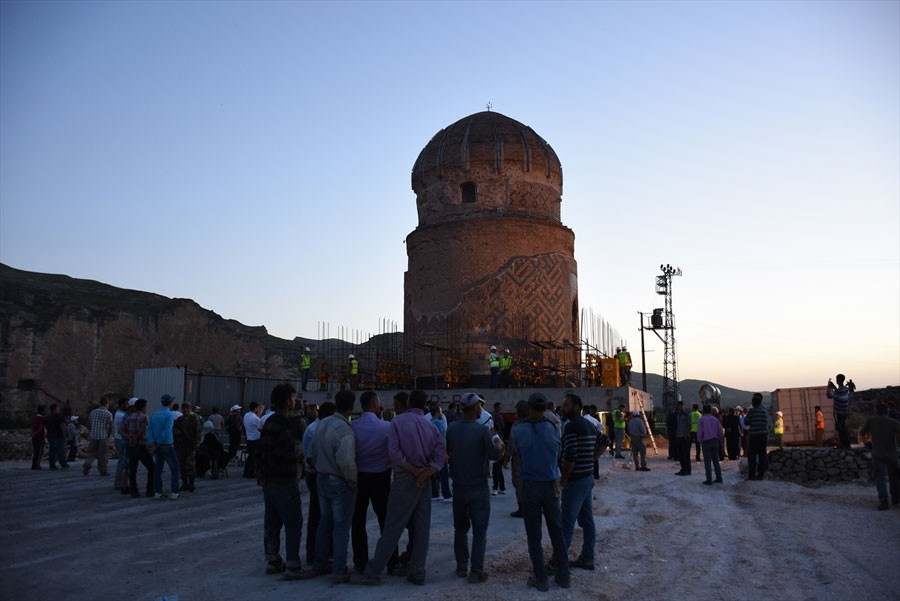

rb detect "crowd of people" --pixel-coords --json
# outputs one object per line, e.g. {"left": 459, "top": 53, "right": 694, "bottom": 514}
{"left": 249, "top": 385, "right": 610, "bottom": 591}
{"left": 27, "top": 372, "right": 898, "bottom": 587}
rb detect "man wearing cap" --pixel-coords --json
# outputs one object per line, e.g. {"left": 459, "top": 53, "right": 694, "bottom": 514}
{"left": 301, "top": 347, "right": 312, "bottom": 391}
{"left": 498, "top": 349, "right": 513, "bottom": 388}
{"left": 773, "top": 410, "right": 785, "bottom": 450}
{"left": 82, "top": 396, "right": 113, "bottom": 476}
{"left": 354, "top": 390, "right": 445, "bottom": 586}
{"left": 487, "top": 345, "right": 499, "bottom": 388}
{"left": 626, "top": 409, "right": 650, "bottom": 472}
{"left": 511, "top": 392, "right": 569, "bottom": 591}
{"left": 445, "top": 392, "right": 504, "bottom": 583}
{"left": 173, "top": 402, "right": 203, "bottom": 492}
{"left": 148, "top": 394, "right": 181, "bottom": 499}
{"left": 559, "top": 393, "right": 598, "bottom": 572}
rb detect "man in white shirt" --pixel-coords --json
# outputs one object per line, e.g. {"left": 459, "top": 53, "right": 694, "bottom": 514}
{"left": 243, "top": 402, "right": 263, "bottom": 478}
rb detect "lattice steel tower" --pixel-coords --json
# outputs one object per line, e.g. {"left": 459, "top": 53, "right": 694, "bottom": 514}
{"left": 655, "top": 264, "right": 682, "bottom": 414}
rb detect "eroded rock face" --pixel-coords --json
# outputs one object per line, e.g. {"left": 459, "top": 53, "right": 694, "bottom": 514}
{"left": 0, "top": 264, "right": 298, "bottom": 421}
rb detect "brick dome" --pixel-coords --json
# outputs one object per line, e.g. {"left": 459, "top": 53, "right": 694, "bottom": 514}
{"left": 411, "top": 111, "right": 563, "bottom": 227}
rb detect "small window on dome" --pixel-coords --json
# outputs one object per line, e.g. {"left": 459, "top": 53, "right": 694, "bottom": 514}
{"left": 461, "top": 182, "right": 477, "bottom": 204}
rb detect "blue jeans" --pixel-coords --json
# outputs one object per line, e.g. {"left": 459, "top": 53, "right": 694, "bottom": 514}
{"left": 560, "top": 476, "right": 595, "bottom": 563}
{"left": 153, "top": 444, "right": 180, "bottom": 494}
{"left": 315, "top": 473, "right": 357, "bottom": 575}
{"left": 873, "top": 458, "right": 899, "bottom": 504}
{"left": 522, "top": 480, "right": 569, "bottom": 584}
{"left": 701, "top": 439, "right": 723, "bottom": 482}
{"left": 452, "top": 483, "right": 491, "bottom": 573}
{"left": 115, "top": 439, "right": 129, "bottom": 489}
{"left": 48, "top": 438, "right": 68, "bottom": 468}
{"left": 263, "top": 480, "right": 303, "bottom": 568}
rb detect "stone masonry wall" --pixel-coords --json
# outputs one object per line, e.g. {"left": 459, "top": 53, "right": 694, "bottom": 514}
{"left": 767, "top": 448, "right": 873, "bottom": 484}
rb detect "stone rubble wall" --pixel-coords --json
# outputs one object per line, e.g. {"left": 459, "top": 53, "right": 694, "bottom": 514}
{"left": 766, "top": 448, "right": 873, "bottom": 484}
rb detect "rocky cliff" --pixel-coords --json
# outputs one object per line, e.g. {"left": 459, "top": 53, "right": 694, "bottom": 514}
{"left": 0, "top": 264, "right": 308, "bottom": 422}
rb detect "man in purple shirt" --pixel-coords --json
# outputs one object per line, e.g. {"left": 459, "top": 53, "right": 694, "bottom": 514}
{"left": 354, "top": 389, "right": 446, "bottom": 586}
{"left": 350, "top": 391, "right": 393, "bottom": 573}
{"left": 696, "top": 405, "right": 724, "bottom": 485}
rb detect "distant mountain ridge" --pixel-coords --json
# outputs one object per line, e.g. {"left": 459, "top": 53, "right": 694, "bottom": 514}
{"left": 632, "top": 372, "right": 768, "bottom": 408}
{"left": 1, "top": 262, "right": 762, "bottom": 420}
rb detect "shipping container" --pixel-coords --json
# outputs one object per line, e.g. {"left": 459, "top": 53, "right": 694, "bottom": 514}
{"left": 771, "top": 386, "right": 834, "bottom": 446}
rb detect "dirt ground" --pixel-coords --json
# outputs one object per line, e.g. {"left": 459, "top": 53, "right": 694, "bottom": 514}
{"left": 1, "top": 450, "right": 897, "bottom": 601}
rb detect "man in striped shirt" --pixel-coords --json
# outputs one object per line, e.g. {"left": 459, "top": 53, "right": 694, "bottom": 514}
{"left": 745, "top": 393, "right": 770, "bottom": 480}
{"left": 828, "top": 374, "right": 851, "bottom": 449}
{"left": 559, "top": 393, "right": 598, "bottom": 571}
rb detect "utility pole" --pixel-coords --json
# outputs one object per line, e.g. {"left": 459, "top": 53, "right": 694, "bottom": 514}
{"left": 638, "top": 311, "right": 648, "bottom": 392}
{"left": 652, "top": 264, "right": 682, "bottom": 415}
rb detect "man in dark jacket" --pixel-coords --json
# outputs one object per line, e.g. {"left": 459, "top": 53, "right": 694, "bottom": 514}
{"left": 258, "top": 383, "right": 308, "bottom": 580}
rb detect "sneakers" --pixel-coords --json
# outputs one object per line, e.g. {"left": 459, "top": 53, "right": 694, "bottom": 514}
{"left": 406, "top": 574, "right": 426, "bottom": 586}
{"left": 331, "top": 570, "right": 351, "bottom": 585}
{"left": 455, "top": 567, "right": 468, "bottom": 578}
{"left": 714, "top": 478, "right": 723, "bottom": 483}
{"left": 169, "top": 492, "right": 180, "bottom": 500}
{"left": 499, "top": 489, "right": 506, "bottom": 495}
{"left": 349, "top": 572, "right": 381, "bottom": 586}
{"left": 467, "top": 571, "right": 488, "bottom": 584}
{"left": 153, "top": 492, "right": 164, "bottom": 499}
{"left": 527, "top": 576, "right": 549, "bottom": 592}
{"left": 280, "top": 567, "right": 315, "bottom": 581}
{"left": 570, "top": 556, "right": 595, "bottom": 570}
{"left": 266, "top": 559, "right": 286, "bottom": 575}
{"left": 442, "top": 497, "right": 453, "bottom": 503}
{"left": 492, "top": 490, "right": 499, "bottom": 496}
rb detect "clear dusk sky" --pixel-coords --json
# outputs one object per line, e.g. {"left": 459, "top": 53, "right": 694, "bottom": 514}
{"left": 1, "top": 1, "right": 898, "bottom": 392}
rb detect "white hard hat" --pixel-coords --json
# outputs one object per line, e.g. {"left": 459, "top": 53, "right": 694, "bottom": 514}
{"left": 504, "top": 348, "right": 510, "bottom": 353}
{"left": 490, "top": 345, "right": 497, "bottom": 350}
{"left": 776, "top": 411, "right": 783, "bottom": 416}
{"left": 304, "top": 347, "right": 310, "bottom": 352}
{"left": 348, "top": 353, "right": 355, "bottom": 359}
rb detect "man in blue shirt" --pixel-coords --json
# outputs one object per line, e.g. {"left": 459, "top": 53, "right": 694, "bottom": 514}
{"left": 350, "top": 391, "right": 392, "bottom": 573}
{"left": 147, "top": 394, "right": 181, "bottom": 499}
{"left": 511, "top": 393, "right": 570, "bottom": 591}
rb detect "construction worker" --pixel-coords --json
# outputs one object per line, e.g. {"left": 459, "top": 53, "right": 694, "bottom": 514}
{"left": 814, "top": 405, "right": 825, "bottom": 446}
{"left": 348, "top": 354, "right": 359, "bottom": 390}
{"left": 690, "top": 404, "right": 702, "bottom": 462}
{"left": 774, "top": 411, "right": 784, "bottom": 450}
{"left": 613, "top": 404, "right": 626, "bottom": 459}
{"left": 498, "top": 349, "right": 513, "bottom": 388}
{"left": 300, "top": 347, "right": 312, "bottom": 391}
{"left": 487, "top": 345, "right": 500, "bottom": 388}
{"left": 617, "top": 346, "right": 632, "bottom": 386}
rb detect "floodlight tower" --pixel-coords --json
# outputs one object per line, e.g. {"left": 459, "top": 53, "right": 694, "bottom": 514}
{"left": 655, "top": 264, "right": 682, "bottom": 415}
